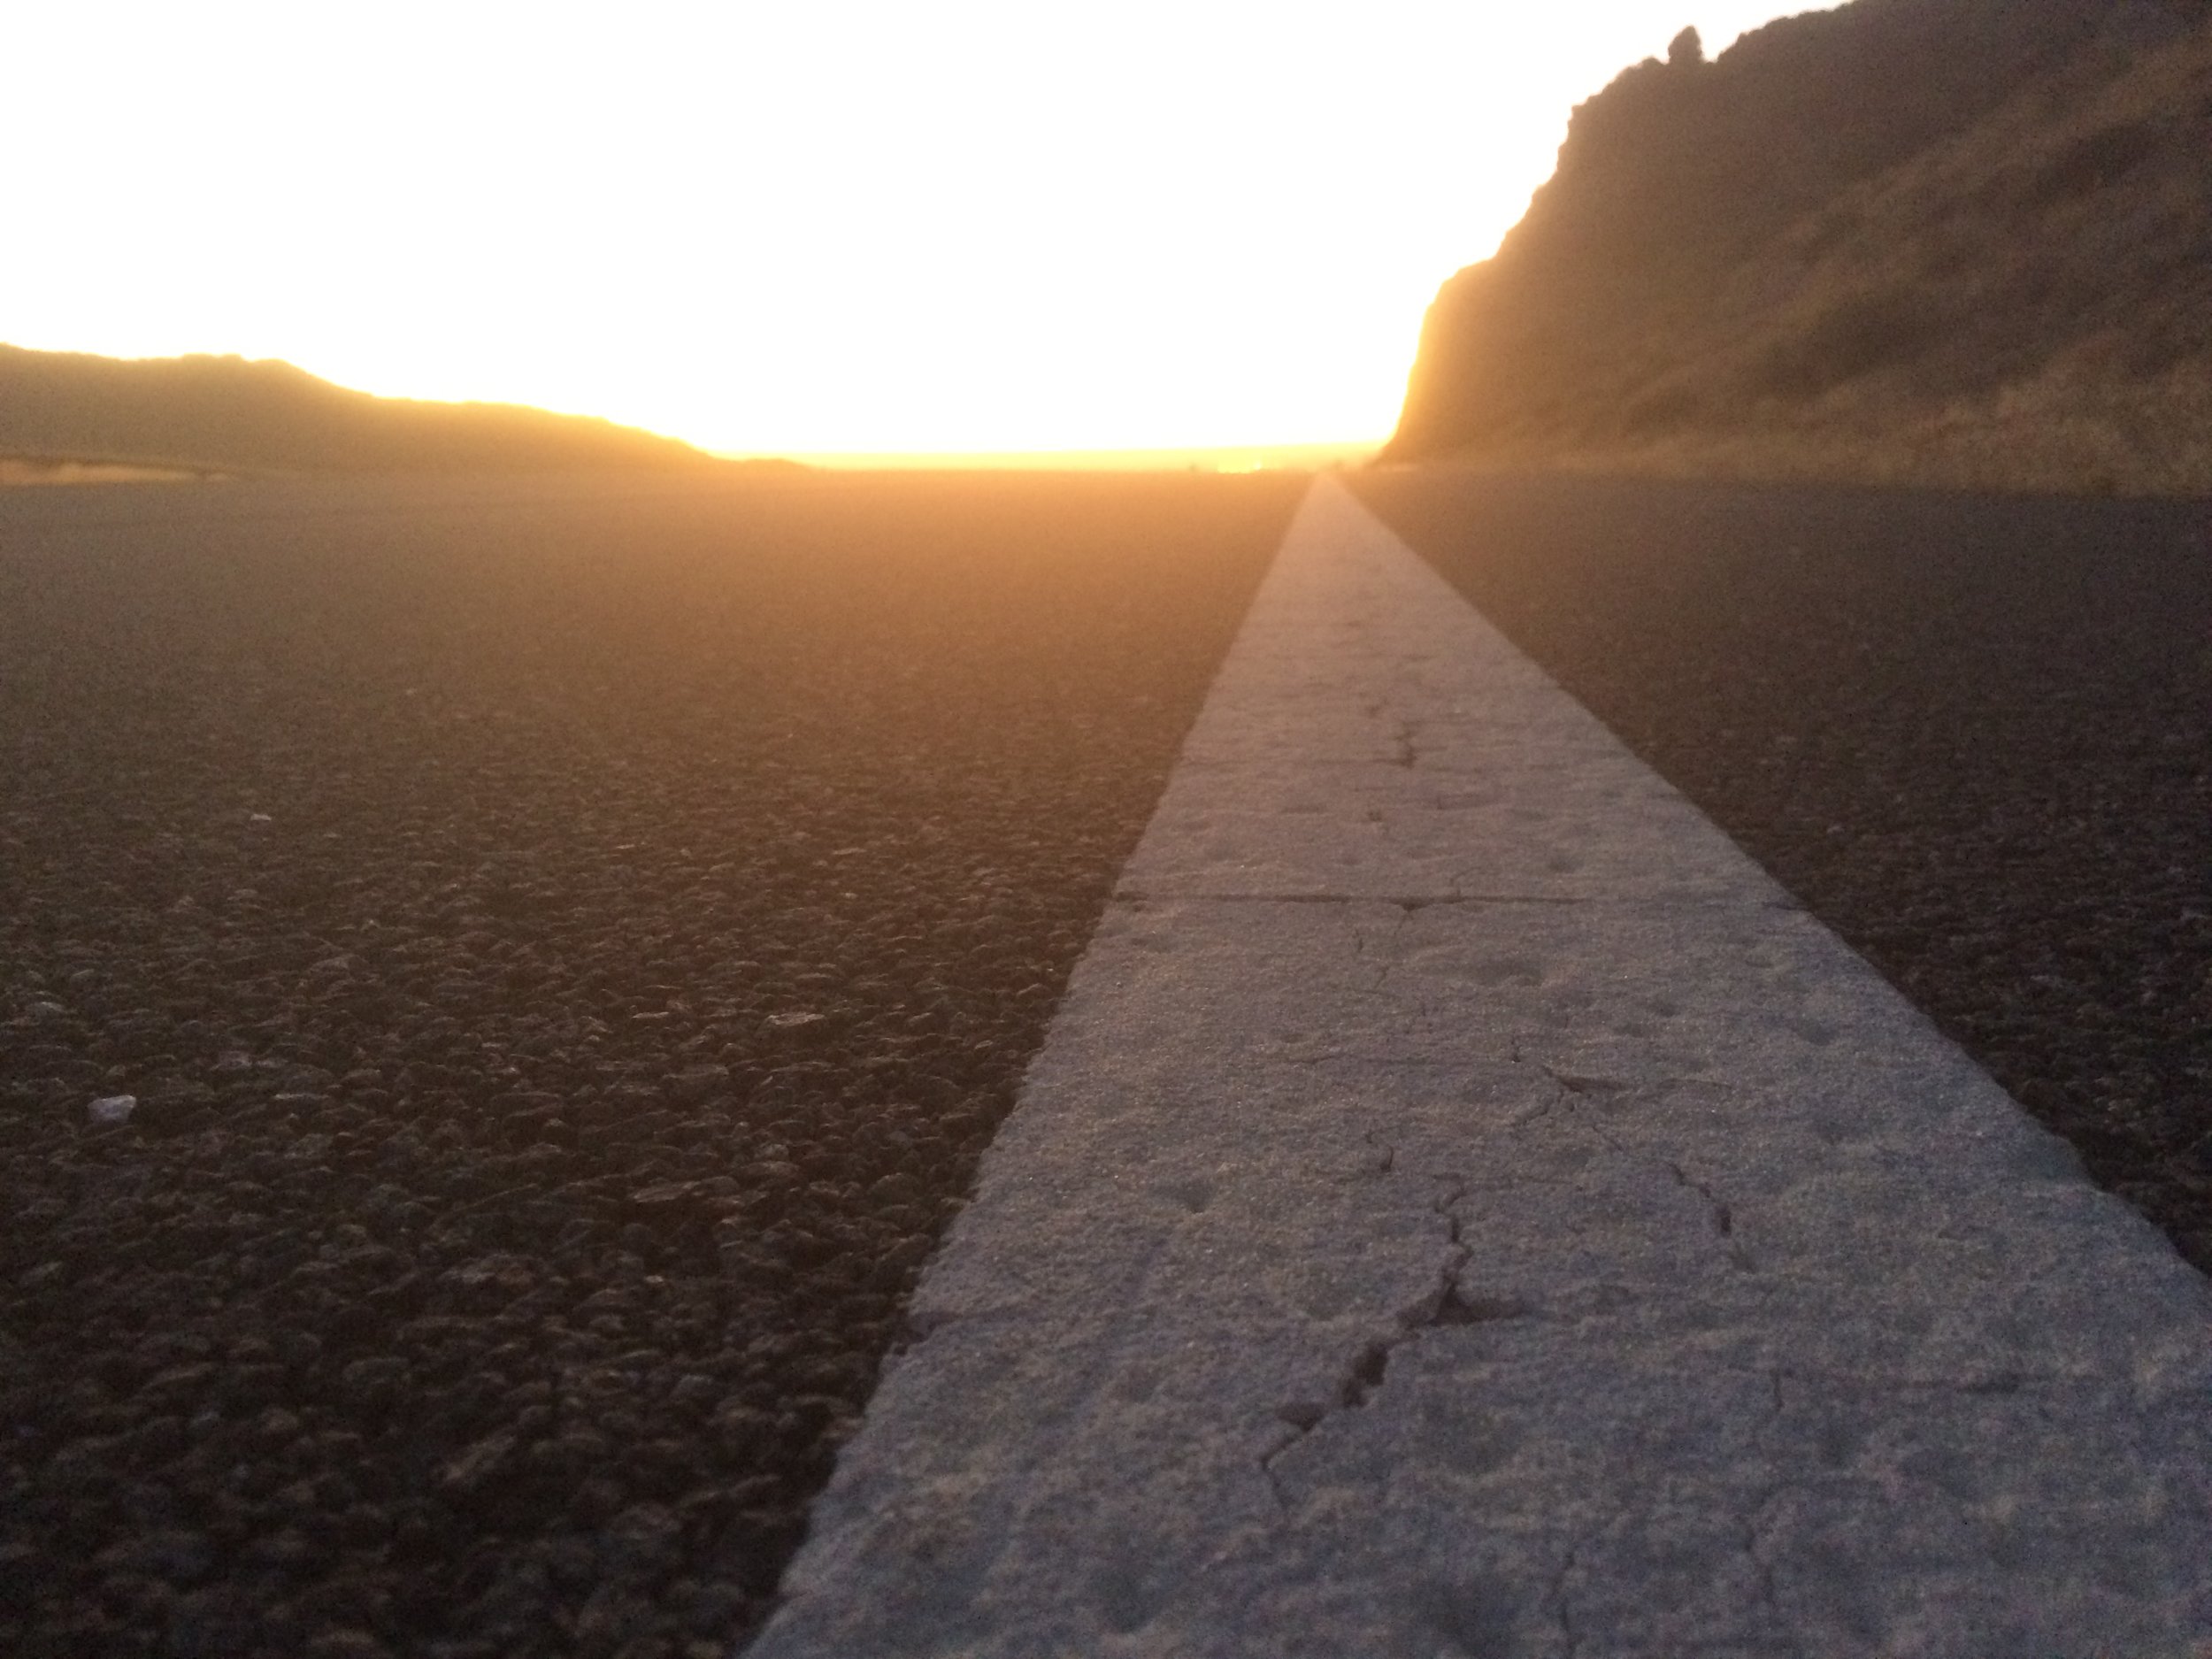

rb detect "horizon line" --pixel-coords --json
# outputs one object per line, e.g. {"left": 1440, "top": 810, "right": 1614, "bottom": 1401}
{"left": 727, "top": 440, "right": 1384, "bottom": 472}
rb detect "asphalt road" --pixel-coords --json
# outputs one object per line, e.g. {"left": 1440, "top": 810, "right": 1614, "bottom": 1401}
{"left": 1351, "top": 465, "right": 2212, "bottom": 1273}
{"left": 0, "top": 469, "right": 1301, "bottom": 1659}
{"left": 4, "top": 464, "right": 2207, "bottom": 1657}
{"left": 753, "top": 476, "right": 2212, "bottom": 1659}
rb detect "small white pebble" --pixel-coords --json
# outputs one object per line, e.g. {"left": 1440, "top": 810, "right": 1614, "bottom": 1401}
{"left": 88, "top": 1094, "right": 137, "bottom": 1125}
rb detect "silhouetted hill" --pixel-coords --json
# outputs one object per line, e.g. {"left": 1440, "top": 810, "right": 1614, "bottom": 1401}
{"left": 0, "top": 346, "right": 725, "bottom": 476}
{"left": 1386, "top": 0, "right": 2212, "bottom": 495}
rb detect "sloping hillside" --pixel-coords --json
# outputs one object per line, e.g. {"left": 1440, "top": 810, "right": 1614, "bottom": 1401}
{"left": 1386, "top": 0, "right": 2212, "bottom": 495}
{"left": 0, "top": 346, "right": 720, "bottom": 477}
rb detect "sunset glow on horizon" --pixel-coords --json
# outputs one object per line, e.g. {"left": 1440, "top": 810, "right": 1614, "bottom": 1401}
{"left": 8, "top": 2, "right": 1830, "bottom": 458}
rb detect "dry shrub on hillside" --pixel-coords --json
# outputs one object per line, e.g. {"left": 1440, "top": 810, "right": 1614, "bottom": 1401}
{"left": 1752, "top": 292, "right": 1955, "bottom": 399}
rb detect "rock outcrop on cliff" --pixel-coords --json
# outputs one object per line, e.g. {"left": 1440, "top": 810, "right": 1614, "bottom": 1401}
{"left": 0, "top": 346, "right": 721, "bottom": 477}
{"left": 1386, "top": 0, "right": 2212, "bottom": 495}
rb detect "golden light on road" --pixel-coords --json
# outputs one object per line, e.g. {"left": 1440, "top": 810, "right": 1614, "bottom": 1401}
{"left": 5, "top": 2, "right": 1827, "bottom": 459}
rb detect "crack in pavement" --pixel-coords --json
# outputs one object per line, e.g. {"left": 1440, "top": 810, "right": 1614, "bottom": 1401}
{"left": 1539, "top": 1065, "right": 1757, "bottom": 1272}
{"left": 1740, "top": 1371, "right": 1801, "bottom": 1656}
{"left": 1370, "top": 904, "right": 1415, "bottom": 995}
{"left": 1552, "top": 1540, "right": 1583, "bottom": 1659}
{"left": 1258, "top": 1172, "right": 1537, "bottom": 1513}
{"left": 1663, "top": 1159, "right": 1740, "bottom": 1247}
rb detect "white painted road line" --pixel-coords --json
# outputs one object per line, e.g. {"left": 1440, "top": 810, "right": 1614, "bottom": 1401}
{"left": 747, "top": 477, "right": 2212, "bottom": 1657}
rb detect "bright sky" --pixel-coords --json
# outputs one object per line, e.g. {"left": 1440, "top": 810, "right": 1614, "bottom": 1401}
{"left": 5, "top": 3, "right": 1828, "bottom": 457}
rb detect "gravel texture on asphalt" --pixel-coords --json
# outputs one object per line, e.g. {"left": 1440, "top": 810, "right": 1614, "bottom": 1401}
{"left": 1350, "top": 466, "right": 2212, "bottom": 1274}
{"left": 0, "top": 469, "right": 1301, "bottom": 1659}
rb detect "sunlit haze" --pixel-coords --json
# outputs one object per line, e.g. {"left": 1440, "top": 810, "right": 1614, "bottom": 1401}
{"left": 7, "top": 3, "right": 1831, "bottom": 457}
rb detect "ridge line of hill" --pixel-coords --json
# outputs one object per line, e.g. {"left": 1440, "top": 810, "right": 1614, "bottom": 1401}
{"left": 0, "top": 345, "right": 731, "bottom": 479}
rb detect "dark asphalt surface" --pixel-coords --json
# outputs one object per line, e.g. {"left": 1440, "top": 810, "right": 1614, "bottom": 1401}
{"left": 9, "top": 464, "right": 2208, "bottom": 1657}
{"left": 0, "top": 469, "right": 1301, "bottom": 1658}
{"left": 1351, "top": 465, "right": 2212, "bottom": 1275}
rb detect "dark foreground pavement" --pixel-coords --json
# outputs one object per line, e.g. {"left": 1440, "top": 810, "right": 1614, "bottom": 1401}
{"left": 8, "top": 463, "right": 2208, "bottom": 1656}
{"left": 0, "top": 469, "right": 1300, "bottom": 1658}
{"left": 1351, "top": 466, "right": 2212, "bottom": 1273}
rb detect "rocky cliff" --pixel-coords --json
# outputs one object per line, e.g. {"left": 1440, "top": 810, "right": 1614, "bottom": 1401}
{"left": 1385, "top": 0, "right": 2212, "bottom": 495}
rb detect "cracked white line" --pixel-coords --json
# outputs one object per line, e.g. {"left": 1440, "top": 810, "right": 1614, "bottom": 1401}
{"left": 749, "top": 476, "right": 2212, "bottom": 1659}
